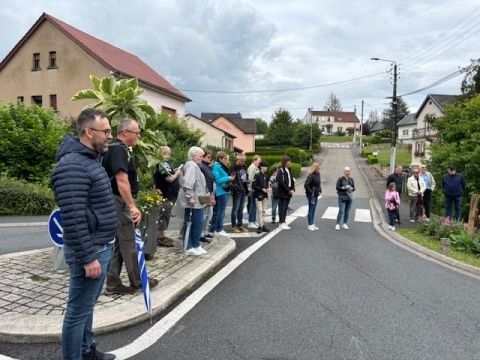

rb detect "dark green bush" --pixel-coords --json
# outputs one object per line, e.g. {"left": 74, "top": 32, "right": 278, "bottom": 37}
{"left": 0, "top": 177, "right": 56, "bottom": 215}
{"left": 367, "top": 155, "right": 378, "bottom": 164}
{"left": 284, "top": 147, "right": 305, "bottom": 163}
{"left": 0, "top": 103, "right": 69, "bottom": 183}
{"left": 290, "top": 163, "right": 301, "bottom": 178}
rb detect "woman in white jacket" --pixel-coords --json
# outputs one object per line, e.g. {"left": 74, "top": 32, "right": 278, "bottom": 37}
{"left": 406, "top": 168, "right": 426, "bottom": 222}
{"left": 178, "top": 147, "right": 208, "bottom": 255}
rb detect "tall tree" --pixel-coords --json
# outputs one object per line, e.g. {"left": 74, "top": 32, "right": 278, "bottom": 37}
{"left": 267, "top": 108, "right": 294, "bottom": 145}
{"left": 323, "top": 92, "right": 343, "bottom": 112}
{"left": 461, "top": 58, "right": 480, "bottom": 98}
{"left": 382, "top": 97, "right": 409, "bottom": 130}
{"left": 255, "top": 117, "right": 269, "bottom": 134}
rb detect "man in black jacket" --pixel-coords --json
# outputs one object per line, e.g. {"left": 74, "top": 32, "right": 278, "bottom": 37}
{"left": 51, "top": 108, "right": 116, "bottom": 360}
{"left": 386, "top": 165, "right": 404, "bottom": 195}
{"left": 153, "top": 146, "right": 181, "bottom": 247}
{"left": 442, "top": 165, "right": 465, "bottom": 220}
{"left": 230, "top": 153, "right": 249, "bottom": 233}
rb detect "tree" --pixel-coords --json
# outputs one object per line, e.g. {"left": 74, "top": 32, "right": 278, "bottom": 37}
{"left": 461, "top": 58, "right": 480, "bottom": 98}
{"left": 292, "top": 121, "right": 321, "bottom": 150}
{"left": 428, "top": 94, "right": 480, "bottom": 219}
{"left": 72, "top": 75, "right": 165, "bottom": 176}
{"left": 0, "top": 103, "right": 69, "bottom": 182}
{"left": 323, "top": 92, "right": 343, "bottom": 112}
{"left": 255, "top": 118, "right": 269, "bottom": 134}
{"left": 267, "top": 109, "right": 294, "bottom": 145}
{"left": 382, "top": 97, "right": 409, "bottom": 131}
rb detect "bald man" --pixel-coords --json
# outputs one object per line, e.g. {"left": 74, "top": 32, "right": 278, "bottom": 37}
{"left": 335, "top": 166, "right": 355, "bottom": 230}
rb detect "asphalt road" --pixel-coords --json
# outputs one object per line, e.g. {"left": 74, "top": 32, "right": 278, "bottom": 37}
{"left": 2, "top": 145, "right": 480, "bottom": 359}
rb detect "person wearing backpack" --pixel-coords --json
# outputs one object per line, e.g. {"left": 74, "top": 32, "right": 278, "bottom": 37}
{"left": 270, "top": 166, "right": 280, "bottom": 223}
{"left": 304, "top": 162, "right": 322, "bottom": 231}
{"left": 253, "top": 161, "right": 270, "bottom": 233}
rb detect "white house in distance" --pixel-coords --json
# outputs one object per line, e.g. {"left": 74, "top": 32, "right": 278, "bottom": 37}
{"left": 397, "top": 113, "right": 416, "bottom": 147}
{"left": 303, "top": 108, "right": 359, "bottom": 136}
{"left": 184, "top": 113, "right": 235, "bottom": 150}
{"left": 411, "top": 94, "right": 459, "bottom": 165}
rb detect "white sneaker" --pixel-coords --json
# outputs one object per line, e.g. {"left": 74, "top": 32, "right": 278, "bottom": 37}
{"left": 248, "top": 222, "right": 257, "bottom": 229}
{"left": 342, "top": 224, "right": 349, "bottom": 230}
{"left": 409, "top": 219, "right": 415, "bottom": 223}
{"left": 388, "top": 225, "right": 393, "bottom": 230}
{"left": 313, "top": 225, "right": 319, "bottom": 230}
{"left": 308, "top": 225, "right": 315, "bottom": 231}
{"left": 185, "top": 248, "right": 201, "bottom": 256}
{"left": 335, "top": 224, "right": 341, "bottom": 230}
{"left": 280, "top": 223, "right": 291, "bottom": 230}
{"left": 195, "top": 246, "right": 207, "bottom": 254}
{"left": 216, "top": 230, "right": 228, "bottom": 236}
{"left": 391, "top": 226, "right": 395, "bottom": 231}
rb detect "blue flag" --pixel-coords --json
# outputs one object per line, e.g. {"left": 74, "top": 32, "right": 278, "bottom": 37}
{"left": 135, "top": 229, "right": 152, "bottom": 317}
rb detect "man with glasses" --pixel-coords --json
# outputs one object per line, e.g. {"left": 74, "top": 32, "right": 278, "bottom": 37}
{"left": 407, "top": 167, "right": 426, "bottom": 223}
{"left": 153, "top": 146, "right": 181, "bottom": 248}
{"left": 52, "top": 108, "right": 117, "bottom": 359}
{"left": 102, "top": 118, "right": 158, "bottom": 295}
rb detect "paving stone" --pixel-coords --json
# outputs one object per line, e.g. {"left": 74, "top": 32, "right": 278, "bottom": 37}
{"left": 47, "top": 298, "right": 65, "bottom": 306}
{"left": 3, "top": 293, "right": 21, "bottom": 302}
{"left": 0, "top": 308, "right": 8, "bottom": 315}
{"left": 30, "top": 301, "right": 47, "bottom": 309}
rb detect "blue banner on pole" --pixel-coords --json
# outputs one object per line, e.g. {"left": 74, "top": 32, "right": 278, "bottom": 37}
{"left": 48, "top": 209, "right": 64, "bottom": 247}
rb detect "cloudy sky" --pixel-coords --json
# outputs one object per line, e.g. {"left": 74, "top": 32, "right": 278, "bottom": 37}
{"left": 1, "top": 0, "right": 479, "bottom": 121}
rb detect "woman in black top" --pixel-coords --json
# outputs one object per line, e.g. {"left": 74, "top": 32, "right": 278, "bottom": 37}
{"left": 276, "top": 155, "right": 295, "bottom": 230}
{"left": 304, "top": 162, "right": 322, "bottom": 231}
{"left": 335, "top": 166, "right": 355, "bottom": 230}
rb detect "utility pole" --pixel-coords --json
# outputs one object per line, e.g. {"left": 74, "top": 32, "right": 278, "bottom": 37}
{"left": 309, "top": 109, "right": 313, "bottom": 151}
{"left": 353, "top": 105, "right": 357, "bottom": 143}
{"left": 359, "top": 100, "right": 364, "bottom": 152}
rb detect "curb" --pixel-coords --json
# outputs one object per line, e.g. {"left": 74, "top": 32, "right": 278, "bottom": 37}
{"left": 351, "top": 145, "right": 480, "bottom": 280}
{"left": 0, "top": 236, "right": 236, "bottom": 343}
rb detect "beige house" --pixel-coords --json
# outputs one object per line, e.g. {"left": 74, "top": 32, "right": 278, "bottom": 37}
{"left": 201, "top": 113, "right": 256, "bottom": 153}
{"left": 0, "top": 13, "right": 190, "bottom": 119}
{"left": 397, "top": 113, "right": 416, "bottom": 146}
{"left": 411, "top": 94, "right": 459, "bottom": 165}
{"left": 303, "top": 109, "right": 359, "bottom": 136}
{"left": 184, "top": 113, "right": 235, "bottom": 150}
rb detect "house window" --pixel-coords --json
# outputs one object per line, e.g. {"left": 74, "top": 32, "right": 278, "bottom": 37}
{"left": 48, "top": 51, "right": 57, "bottom": 68}
{"left": 31, "top": 96, "right": 42, "bottom": 106}
{"left": 50, "top": 94, "right": 57, "bottom": 111}
{"left": 17, "top": 96, "right": 24, "bottom": 102}
{"left": 161, "top": 106, "right": 176, "bottom": 116}
{"left": 32, "top": 53, "right": 40, "bottom": 70}
{"left": 402, "top": 129, "right": 409, "bottom": 136}
{"left": 224, "top": 137, "right": 233, "bottom": 150}
{"left": 337, "top": 127, "right": 343, "bottom": 133}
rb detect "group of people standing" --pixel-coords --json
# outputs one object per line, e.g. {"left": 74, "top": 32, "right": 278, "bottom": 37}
{"left": 385, "top": 164, "right": 466, "bottom": 230}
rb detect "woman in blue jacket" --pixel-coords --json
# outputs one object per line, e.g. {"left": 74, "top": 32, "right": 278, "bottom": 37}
{"left": 211, "top": 151, "right": 235, "bottom": 235}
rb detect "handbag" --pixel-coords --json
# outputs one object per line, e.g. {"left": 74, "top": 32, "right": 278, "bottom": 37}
{"left": 222, "top": 181, "right": 233, "bottom": 192}
{"left": 198, "top": 194, "right": 211, "bottom": 204}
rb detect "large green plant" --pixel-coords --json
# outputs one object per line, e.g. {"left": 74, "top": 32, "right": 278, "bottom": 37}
{"left": 0, "top": 103, "right": 68, "bottom": 183}
{"left": 72, "top": 75, "right": 166, "bottom": 177}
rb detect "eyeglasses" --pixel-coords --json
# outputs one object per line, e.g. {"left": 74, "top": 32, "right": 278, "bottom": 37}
{"left": 88, "top": 128, "right": 111, "bottom": 135}
{"left": 125, "top": 129, "right": 141, "bottom": 135}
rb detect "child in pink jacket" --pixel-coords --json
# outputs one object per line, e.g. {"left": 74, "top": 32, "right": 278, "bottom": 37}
{"left": 385, "top": 182, "right": 401, "bottom": 231}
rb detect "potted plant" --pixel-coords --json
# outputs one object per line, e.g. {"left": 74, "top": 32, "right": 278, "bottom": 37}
{"left": 136, "top": 190, "right": 163, "bottom": 257}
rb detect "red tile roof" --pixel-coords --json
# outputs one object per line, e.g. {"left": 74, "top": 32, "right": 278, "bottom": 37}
{"left": 0, "top": 13, "right": 190, "bottom": 102}
{"left": 309, "top": 110, "right": 359, "bottom": 123}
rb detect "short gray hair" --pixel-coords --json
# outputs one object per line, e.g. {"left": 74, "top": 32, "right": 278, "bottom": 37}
{"left": 161, "top": 146, "right": 171, "bottom": 155}
{"left": 187, "top": 146, "right": 204, "bottom": 160}
{"left": 117, "top": 118, "right": 136, "bottom": 133}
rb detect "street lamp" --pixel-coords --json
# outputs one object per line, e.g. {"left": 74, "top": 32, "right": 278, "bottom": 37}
{"left": 371, "top": 57, "right": 398, "bottom": 175}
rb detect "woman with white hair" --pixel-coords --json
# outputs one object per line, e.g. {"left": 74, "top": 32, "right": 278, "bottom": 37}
{"left": 178, "top": 146, "right": 208, "bottom": 255}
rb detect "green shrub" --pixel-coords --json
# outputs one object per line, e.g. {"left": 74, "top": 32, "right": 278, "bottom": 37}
{"left": 246, "top": 155, "right": 283, "bottom": 166}
{"left": 0, "top": 177, "right": 56, "bottom": 215}
{"left": 367, "top": 155, "right": 378, "bottom": 164}
{"left": 0, "top": 103, "right": 70, "bottom": 183}
{"left": 290, "top": 163, "right": 301, "bottom": 177}
{"left": 284, "top": 147, "right": 304, "bottom": 163}
{"left": 362, "top": 149, "right": 373, "bottom": 157}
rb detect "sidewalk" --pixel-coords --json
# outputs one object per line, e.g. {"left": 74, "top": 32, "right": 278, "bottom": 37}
{"left": 0, "top": 231, "right": 235, "bottom": 343}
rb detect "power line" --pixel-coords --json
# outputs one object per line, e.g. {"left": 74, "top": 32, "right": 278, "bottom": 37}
{"left": 398, "top": 69, "right": 464, "bottom": 97}
{"left": 178, "top": 72, "right": 385, "bottom": 94}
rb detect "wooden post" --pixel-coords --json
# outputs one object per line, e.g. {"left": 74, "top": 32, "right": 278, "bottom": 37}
{"left": 467, "top": 194, "right": 479, "bottom": 235}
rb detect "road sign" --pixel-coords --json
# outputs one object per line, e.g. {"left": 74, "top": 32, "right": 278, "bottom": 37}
{"left": 48, "top": 209, "right": 64, "bottom": 247}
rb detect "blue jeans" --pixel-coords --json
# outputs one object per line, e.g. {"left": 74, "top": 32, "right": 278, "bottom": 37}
{"left": 271, "top": 196, "right": 279, "bottom": 221}
{"left": 62, "top": 243, "right": 113, "bottom": 360}
{"left": 231, "top": 191, "right": 246, "bottom": 227}
{"left": 387, "top": 209, "right": 397, "bottom": 226}
{"left": 247, "top": 194, "right": 257, "bottom": 223}
{"left": 337, "top": 197, "right": 353, "bottom": 225}
{"left": 213, "top": 194, "right": 228, "bottom": 232}
{"left": 307, "top": 195, "right": 318, "bottom": 225}
{"left": 184, "top": 207, "right": 205, "bottom": 249}
{"left": 445, "top": 196, "right": 462, "bottom": 220}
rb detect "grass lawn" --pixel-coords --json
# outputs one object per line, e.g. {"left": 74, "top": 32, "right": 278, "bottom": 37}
{"left": 397, "top": 228, "right": 480, "bottom": 268}
{"left": 320, "top": 136, "right": 354, "bottom": 143}
{"left": 365, "top": 143, "right": 411, "bottom": 166}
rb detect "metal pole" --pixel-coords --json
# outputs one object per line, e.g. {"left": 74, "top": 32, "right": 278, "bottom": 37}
{"left": 359, "top": 100, "right": 364, "bottom": 152}
{"left": 309, "top": 114, "right": 313, "bottom": 151}
{"left": 389, "top": 63, "right": 398, "bottom": 174}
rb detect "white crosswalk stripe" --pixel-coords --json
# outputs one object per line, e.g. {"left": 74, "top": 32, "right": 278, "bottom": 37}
{"left": 320, "top": 206, "right": 372, "bottom": 222}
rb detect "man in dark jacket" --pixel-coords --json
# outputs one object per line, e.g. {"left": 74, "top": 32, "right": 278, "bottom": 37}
{"left": 51, "top": 108, "right": 116, "bottom": 360}
{"left": 198, "top": 150, "right": 215, "bottom": 242}
{"left": 153, "top": 146, "right": 181, "bottom": 247}
{"left": 230, "top": 153, "right": 249, "bottom": 233}
{"left": 102, "top": 118, "right": 158, "bottom": 295}
{"left": 387, "top": 165, "right": 403, "bottom": 195}
{"left": 442, "top": 165, "right": 465, "bottom": 220}
{"left": 335, "top": 166, "right": 356, "bottom": 230}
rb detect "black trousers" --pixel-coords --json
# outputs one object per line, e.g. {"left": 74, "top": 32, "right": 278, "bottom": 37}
{"left": 423, "top": 189, "right": 432, "bottom": 218}
{"left": 278, "top": 197, "right": 291, "bottom": 223}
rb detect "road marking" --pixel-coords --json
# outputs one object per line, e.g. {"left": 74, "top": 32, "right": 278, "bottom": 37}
{"left": 291, "top": 205, "right": 308, "bottom": 217}
{"left": 0, "top": 222, "right": 48, "bottom": 228}
{"left": 354, "top": 209, "right": 372, "bottom": 222}
{"left": 226, "top": 232, "right": 263, "bottom": 238}
{"left": 321, "top": 206, "right": 339, "bottom": 219}
{"left": 111, "top": 211, "right": 297, "bottom": 359}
